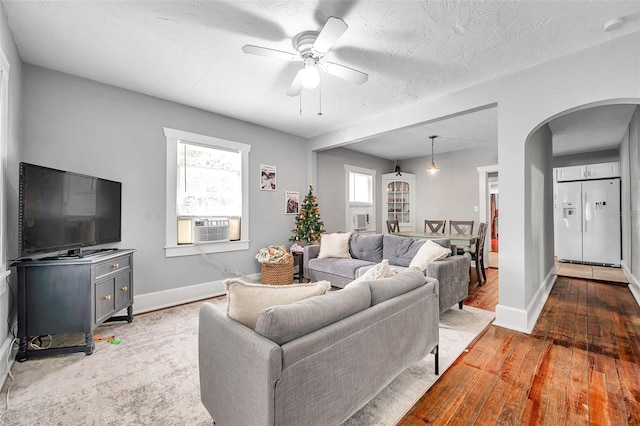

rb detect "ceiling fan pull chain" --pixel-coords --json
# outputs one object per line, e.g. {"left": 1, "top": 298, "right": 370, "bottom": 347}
{"left": 299, "top": 90, "right": 303, "bottom": 116}
{"left": 318, "top": 76, "right": 323, "bottom": 116}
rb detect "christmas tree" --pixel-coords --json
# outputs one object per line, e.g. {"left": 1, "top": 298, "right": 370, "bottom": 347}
{"left": 290, "top": 184, "right": 325, "bottom": 243}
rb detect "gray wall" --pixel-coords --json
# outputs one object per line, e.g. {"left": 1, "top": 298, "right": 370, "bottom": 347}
{"left": 316, "top": 147, "right": 392, "bottom": 232}
{"left": 525, "top": 124, "right": 555, "bottom": 304}
{"left": 316, "top": 144, "right": 499, "bottom": 235}
{"left": 553, "top": 149, "right": 620, "bottom": 168}
{"left": 1, "top": 0, "right": 23, "bottom": 383}
{"left": 18, "top": 64, "right": 308, "bottom": 295}
{"left": 403, "top": 146, "right": 498, "bottom": 231}
{"left": 623, "top": 106, "right": 640, "bottom": 283}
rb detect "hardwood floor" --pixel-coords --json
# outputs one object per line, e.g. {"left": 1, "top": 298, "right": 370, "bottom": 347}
{"left": 465, "top": 267, "right": 499, "bottom": 312}
{"left": 399, "top": 268, "right": 640, "bottom": 425}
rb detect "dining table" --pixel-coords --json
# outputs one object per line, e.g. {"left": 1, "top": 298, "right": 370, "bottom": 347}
{"left": 394, "top": 231, "right": 477, "bottom": 259}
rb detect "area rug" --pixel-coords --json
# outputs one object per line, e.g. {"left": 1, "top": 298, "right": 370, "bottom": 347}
{"left": 0, "top": 299, "right": 493, "bottom": 425}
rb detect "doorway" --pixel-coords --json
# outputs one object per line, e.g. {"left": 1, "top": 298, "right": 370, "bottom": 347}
{"left": 488, "top": 174, "right": 499, "bottom": 268}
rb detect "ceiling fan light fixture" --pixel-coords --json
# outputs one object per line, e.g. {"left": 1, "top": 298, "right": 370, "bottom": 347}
{"left": 300, "top": 58, "right": 320, "bottom": 90}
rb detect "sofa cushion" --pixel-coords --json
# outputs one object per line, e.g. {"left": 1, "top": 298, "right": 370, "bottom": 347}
{"left": 318, "top": 232, "right": 352, "bottom": 259}
{"left": 255, "top": 282, "right": 372, "bottom": 345}
{"left": 352, "top": 259, "right": 390, "bottom": 282}
{"left": 308, "top": 257, "right": 374, "bottom": 280}
{"left": 225, "top": 279, "right": 331, "bottom": 329}
{"left": 356, "top": 266, "right": 427, "bottom": 306}
{"left": 382, "top": 234, "right": 426, "bottom": 267}
{"left": 430, "top": 238, "right": 452, "bottom": 253}
{"left": 409, "top": 240, "right": 451, "bottom": 271}
{"left": 349, "top": 233, "right": 384, "bottom": 262}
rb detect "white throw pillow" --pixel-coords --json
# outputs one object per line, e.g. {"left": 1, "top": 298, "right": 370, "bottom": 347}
{"left": 225, "top": 279, "right": 331, "bottom": 329}
{"left": 409, "top": 240, "right": 451, "bottom": 271}
{"left": 352, "top": 259, "right": 390, "bottom": 282}
{"left": 317, "top": 232, "right": 352, "bottom": 259}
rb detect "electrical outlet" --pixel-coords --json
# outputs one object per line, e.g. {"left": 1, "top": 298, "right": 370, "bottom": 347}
{"left": 474, "top": 205, "right": 479, "bottom": 212}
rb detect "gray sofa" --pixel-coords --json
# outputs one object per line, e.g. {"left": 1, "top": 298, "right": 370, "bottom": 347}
{"left": 304, "top": 233, "right": 470, "bottom": 314}
{"left": 199, "top": 267, "right": 439, "bottom": 426}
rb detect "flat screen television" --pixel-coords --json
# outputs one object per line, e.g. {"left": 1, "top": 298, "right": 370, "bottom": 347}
{"left": 19, "top": 162, "right": 122, "bottom": 258}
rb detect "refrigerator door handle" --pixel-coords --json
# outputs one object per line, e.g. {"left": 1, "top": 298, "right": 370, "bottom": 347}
{"left": 584, "top": 192, "right": 591, "bottom": 233}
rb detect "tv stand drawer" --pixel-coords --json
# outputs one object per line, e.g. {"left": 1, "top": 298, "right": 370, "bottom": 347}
{"left": 95, "top": 255, "right": 131, "bottom": 279}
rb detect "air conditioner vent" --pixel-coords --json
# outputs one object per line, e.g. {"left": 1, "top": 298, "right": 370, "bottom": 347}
{"left": 193, "top": 218, "right": 230, "bottom": 243}
{"left": 353, "top": 214, "right": 369, "bottom": 231}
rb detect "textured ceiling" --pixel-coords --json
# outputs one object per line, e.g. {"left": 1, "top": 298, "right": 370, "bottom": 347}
{"left": 4, "top": 0, "right": 640, "bottom": 158}
{"left": 549, "top": 104, "right": 637, "bottom": 156}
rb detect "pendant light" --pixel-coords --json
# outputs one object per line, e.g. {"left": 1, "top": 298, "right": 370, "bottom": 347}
{"left": 426, "top": 135, "right": 440, "bottom": 174}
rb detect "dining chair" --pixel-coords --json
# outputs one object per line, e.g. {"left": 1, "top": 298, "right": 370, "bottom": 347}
{"left": 424, "top": 219, "right": 446, "bottom": 233}
{"left": 386, "top": 220, "right": 400, "bottom": 233}
{"left": 450, "top": 220, "right": 474, "bottom": 235}
{"left": 471, "top": 222, "right": 488, "bottom": 285}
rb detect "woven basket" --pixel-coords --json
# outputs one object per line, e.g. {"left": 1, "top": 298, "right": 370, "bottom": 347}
{"left": 260, "top": 256, "right": 294, "bottom": 285}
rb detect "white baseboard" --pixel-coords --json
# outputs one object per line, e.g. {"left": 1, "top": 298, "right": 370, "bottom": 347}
{"left": 127, "top": 273, "right": 261, "bottom": 315}
{"left": 494, "top": 267, "right": 556, "bottom": 334}
{"left": 621, "top": 261, "right": 640, "bottom": 307}
{"left": 493, "top": 304, "right": 531, "bottom": 333}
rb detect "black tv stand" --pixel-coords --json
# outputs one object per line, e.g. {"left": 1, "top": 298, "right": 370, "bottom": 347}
{"left": 13, "top": 249, "right": 136, "bottom": 361}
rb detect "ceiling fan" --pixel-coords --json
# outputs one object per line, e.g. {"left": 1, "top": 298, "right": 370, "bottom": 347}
{"left": 242, "top": 16, "right": 368, "bottom": 96}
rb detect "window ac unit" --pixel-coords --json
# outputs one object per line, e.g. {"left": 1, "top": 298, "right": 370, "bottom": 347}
{"left": 193, "top": 218, "right": 230, "bottom": 243}
{"left": 353, "top": 214, "right": 369, "bottom": 231}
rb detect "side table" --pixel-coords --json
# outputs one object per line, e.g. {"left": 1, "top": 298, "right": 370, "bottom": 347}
{"left": 292, "top": 251, "right": 305, "bottom": 283}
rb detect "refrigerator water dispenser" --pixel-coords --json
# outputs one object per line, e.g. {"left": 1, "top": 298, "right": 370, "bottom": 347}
{"left": 562, "top": 202, "right": 576, "bottom": 218}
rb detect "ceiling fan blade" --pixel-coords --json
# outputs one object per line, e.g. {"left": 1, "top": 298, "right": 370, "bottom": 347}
{"left": 242, "top": 45, "right": 298, "bottom": 61}
{"left": 321, "top": 62, "right": 368, "bottom": 85}
{"left": 313, "top": 17, "right": 348, "bottom": 55}
{"left": 286, "top": 70, "right": 303, "bottom": 97}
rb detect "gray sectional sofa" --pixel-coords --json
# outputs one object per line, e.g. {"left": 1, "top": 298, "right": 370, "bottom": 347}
{"left": 304, "top": 233, "right": 470, "bottom": 314}
{"left": 199, "top": 267, "right": 439, "bottom": 426}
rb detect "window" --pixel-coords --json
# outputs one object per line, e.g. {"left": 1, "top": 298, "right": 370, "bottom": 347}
{"left": 344, "top": 165, "right": 376, "bottom": 232}
{"left": 177, "top": 141, "right": 241, "bottom": 217}
{"left": 164, "top": 128, "right": 250, "bottom": 257}
{"left": 349, "top": 171, "right": 373, "bottom": 205}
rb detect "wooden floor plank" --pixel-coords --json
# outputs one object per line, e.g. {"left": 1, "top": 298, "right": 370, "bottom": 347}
{"left": 397, "top": 270, "right": 640, "bottom": 425}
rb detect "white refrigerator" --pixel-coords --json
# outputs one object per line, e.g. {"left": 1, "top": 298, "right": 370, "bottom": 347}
{"left": 555, "top": 178, "right": 621, "bottom": 266}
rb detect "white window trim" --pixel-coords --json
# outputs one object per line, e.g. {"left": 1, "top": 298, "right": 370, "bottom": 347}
{"left": 164, "top": 127, "right": 250, "bottom": 257}
{"left": 0, "top": 48, "right": 10, "bottom": 278}
{"left": 344, "top": 164, "right": 376, "bottom": 231}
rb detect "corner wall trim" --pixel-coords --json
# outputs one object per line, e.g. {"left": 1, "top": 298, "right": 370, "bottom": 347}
{"left": 0, "top": 336, "right": 16, "bottom": 392}
{"left": 494, "top": 267, "right": 556, "bottom": 334}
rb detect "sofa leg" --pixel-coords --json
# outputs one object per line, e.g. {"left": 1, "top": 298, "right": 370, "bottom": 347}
{"left": 432, "top": 345, "right": 439, "bottom": 375}
{"left": 458, "top": 301, "right": 463, "bottom": 310}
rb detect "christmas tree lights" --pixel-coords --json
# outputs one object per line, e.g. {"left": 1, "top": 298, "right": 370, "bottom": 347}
{"left": 290, "top": 184, "right": 325, "bottom": 243}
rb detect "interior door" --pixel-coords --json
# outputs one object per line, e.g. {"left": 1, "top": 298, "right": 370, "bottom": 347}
{"left": 555, "top": 181, "right": 583, "bottom": 262}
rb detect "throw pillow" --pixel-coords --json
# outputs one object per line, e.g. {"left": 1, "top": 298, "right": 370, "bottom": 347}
{"left": 225, "top": 279, "right": 331, "bottom": 329}
{"left": 408, "top": 239, "right": 451, "bottom": 271}
{"left": 317, "top": 232, "right": 352, "bottom": 259}
{"left": 352, "top": 259, "right": 390, "bottom": 282}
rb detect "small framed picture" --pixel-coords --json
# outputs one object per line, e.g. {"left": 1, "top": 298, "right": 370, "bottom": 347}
{"left": 260, "top": 164, "right": 276, "bottom": 191}
{"left": 285, "top": 191, "right": 300, "bottom": 215}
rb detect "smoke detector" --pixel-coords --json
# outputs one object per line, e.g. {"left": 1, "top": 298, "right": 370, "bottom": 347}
{"left": 603, "top": 18, "right": 624, "bottom": 32}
